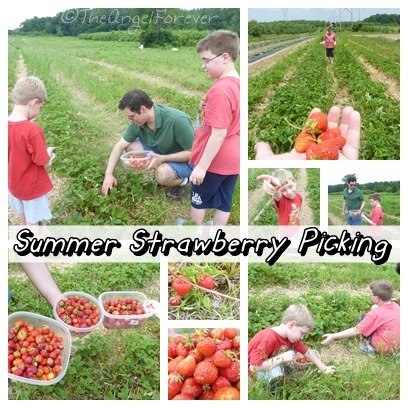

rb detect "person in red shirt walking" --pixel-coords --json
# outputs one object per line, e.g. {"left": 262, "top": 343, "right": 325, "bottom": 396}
{"left": 320, "top": 25, "right": 337, "bottom": 64}
{"left": 8, "top": 76, "right": 55, "bottom": 225}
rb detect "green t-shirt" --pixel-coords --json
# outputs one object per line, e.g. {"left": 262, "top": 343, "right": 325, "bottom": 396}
{"left": 343, "top": 187, "right": 364, "bottom": 211}
{"left": 123, "top": 104, "right": 194, "bottom": 154}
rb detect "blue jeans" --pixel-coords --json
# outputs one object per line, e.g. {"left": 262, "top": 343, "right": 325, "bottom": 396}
{"left": 347, "top": 213, "right": 362, "bottom": 225}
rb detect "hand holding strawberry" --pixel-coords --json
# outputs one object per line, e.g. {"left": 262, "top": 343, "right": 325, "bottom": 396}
{"left": 255, "top": 106, "right": 361, "bottom": 160}
{"left": 256, "top": 175, "right": 282, "bottom": 196}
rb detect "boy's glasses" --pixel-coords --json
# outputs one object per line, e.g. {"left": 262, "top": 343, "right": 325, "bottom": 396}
{"left": 201, "top": 54, "right": 223, "bottom": 65}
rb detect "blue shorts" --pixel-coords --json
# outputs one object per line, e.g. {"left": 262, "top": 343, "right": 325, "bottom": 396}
{"left": 9, "top": 191, "right": 52, "bottom": 224}
{"left": 139, "top": 139, "right": 193, "bottom": 179}
{"left": 190, "top": 172, "right": 239, "bottom": 212}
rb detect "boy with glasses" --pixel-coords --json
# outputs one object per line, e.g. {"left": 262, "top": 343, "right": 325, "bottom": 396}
{"left": 178, "top": 30, "right": 240, "bottom": 228}
{"left": 342, "top": 176, "right": 365, "bottom": 225}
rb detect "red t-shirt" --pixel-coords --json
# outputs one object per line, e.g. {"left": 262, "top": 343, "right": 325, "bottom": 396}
{"left": 357, "top": 301, "right": 400, "bottom": 355}
{"left": 324, "top": 32, "right": 336, "bottom": 48}
{"left": 274, "top": 193, "right": 303, "bottom": 226}
{"left": 190, "top": 76, "right": 240, "bottom": 175}
{"left": 371, "top": 206, "right": 384, "bottom": 226}
{"left": 8, "top": 120, "right": 53, "bottom": 200}
{"left": 248, "top": 327, "right": 308, "bottom": 372}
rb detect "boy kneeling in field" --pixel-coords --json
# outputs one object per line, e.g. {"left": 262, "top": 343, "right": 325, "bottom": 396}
{"left": 322, "top": 280, "right": 400, "bottom": 356}
{"left": 248, "top": 305, "right": 335, "bottom": 392}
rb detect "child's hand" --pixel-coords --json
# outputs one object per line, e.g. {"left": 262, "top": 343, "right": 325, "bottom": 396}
{"left": 320, "top": 365, "right": 336, "bottom": 374}
{"left": 257, "top": 174, "right": 281, "bottom": 196}
{"left": 281, "top": 349, "right": 296, "bottom": 363}
{"left": 145, "top": 299, "right": 160, "bottom": 319}
{"left": 47, "top": 146, "right": 56, "bottom": 156}
{"left": 321, "top": 333, "right": 336, "bottom": 345}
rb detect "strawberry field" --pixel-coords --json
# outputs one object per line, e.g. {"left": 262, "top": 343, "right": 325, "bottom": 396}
{"left": 8, "top": 36, "right": 240, "bottom": 225}
{"left": 248, "top": 33, "right": 400, "bottom": 160}
{"left": 248, "top": 262, "right": 400, "bottom": 400}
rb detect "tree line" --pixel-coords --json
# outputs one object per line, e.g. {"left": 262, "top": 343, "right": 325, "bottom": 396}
{"left": 249, "top": 14, "right": 399, "bottom": 37}
{"left": 328, "top": 181, "right": 400, "bottom": 194}
{"left": 9, "top": 8, "right": 239, "bottom": 40}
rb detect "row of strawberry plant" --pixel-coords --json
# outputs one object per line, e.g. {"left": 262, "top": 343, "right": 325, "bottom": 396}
{"left": 346, "top": 37, "right": 400, "bottom": 84}
{"left": 248, "top": 46, "right": 305, "bottom": 112}
{"left": 248, "top": 41, "right": 336, "bottom": 158}
{"left": 333, "top": 45, "right": 400, "bottom": 159}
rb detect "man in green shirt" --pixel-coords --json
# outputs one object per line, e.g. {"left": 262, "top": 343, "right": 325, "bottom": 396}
{"left": 342, "top": 176, "right": 365, "bottom": 225}
{"left": 101, "top": 89, "right": 194, "bottom": 199}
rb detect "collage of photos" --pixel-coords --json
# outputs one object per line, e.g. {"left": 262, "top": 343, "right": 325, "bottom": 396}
{"left": 6, "top": 5, "right": 401, "bottom": 403}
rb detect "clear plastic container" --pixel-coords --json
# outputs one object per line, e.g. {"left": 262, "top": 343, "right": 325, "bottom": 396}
{"left": 99, "top": 291, "right": 153, "bottom": 329}
{"left": 8, "top": 311, "right": 72, "bottom": 385}
{"left": 120, "top": 151, "right": 152, "bottom": 171}
{"left": 53, "top": 291, "right": 103, "bottom": 336}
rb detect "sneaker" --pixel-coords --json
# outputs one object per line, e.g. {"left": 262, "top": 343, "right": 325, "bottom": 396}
{"left": 175, "top": 218, "right": 188, "bottom": 226}
{"left": 165, "top": 183, "right": 188, "bottom": 200}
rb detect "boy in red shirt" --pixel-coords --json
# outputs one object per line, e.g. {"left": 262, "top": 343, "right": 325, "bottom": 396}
{"left": 257, "top": 169, "right": 303, "bottom": 238}
{"left": 249, "top": 305, "right": 335, "bottom": 386}
{"left": 320, "top": 25, "right": 337, "bottom": 64}
{"left": 362, "top": 193, "right": 384, "bottom": 226}
{"left": 184, "top": 30, "right": 240, "bottom": 228}
{"left": 8, "top": 76, "right": 55, "bottom": 225}
{"left": 322, "top": 280, "right": 400, "bottom": 355}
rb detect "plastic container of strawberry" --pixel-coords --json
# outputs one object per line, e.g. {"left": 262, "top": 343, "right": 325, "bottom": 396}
{"left": 53, "top": 291, "right": 103, "bottom": 337}
{"left": 120, "top": 151, "right": 151, "bottom": 172}
{"left": 98, "top": 291, "right": 153, "bottom": 329}
{"left": 8, "top": 311, "right": 72, "bottom": 386}
{"left": 294, "top": 349, "right": 320, "bottom": 370}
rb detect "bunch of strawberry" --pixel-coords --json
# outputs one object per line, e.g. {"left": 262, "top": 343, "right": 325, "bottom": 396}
{"left": 293, "top": 112, "right": 346, "bottom": 160}
{"left": 169, "top": 273, "right": 214, "bottom": 307}
{"left": 168, "top": 328, "right": 240, "bottom": 400}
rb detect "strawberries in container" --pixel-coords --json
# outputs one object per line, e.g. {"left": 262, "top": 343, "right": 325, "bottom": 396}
{"left": 99, "top": 291, "right": 153, "bottom": 329}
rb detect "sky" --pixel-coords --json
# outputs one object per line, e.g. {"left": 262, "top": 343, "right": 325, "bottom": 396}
{"left": 248, "top": 8, "right": 400, "bottom": 23}
{"left": 327, "top": 164, "right": 400, "bottom": 185}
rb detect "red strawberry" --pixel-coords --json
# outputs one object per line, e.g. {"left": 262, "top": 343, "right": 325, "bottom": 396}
{"left": 197, "top": 274, "right": 214, "bottom": 290}
{"left": 168, "top": 373, "right": 183, "bottom": 399}
{"left": 306, "top": 140, "right": 339, "bottom": 160}
{"left": 213, "top": 350, "right": 232, "bottom": 368}
{"left": 181, "top": 377, "right": 203, "bottom": 398}
{"left": 218, "top": 361, "right": 240, "bottom": 383}
{"left": 172, "top": 278, "right": 192, "bottom": 297}
{"left": 177, "top": 355, "right": 197, "bottom": 378}
{"left": 196, "top": 337, "right": 216, "bottom": 357}
{"left": 223, "top": 328, "right": 238, "bottom": 339}
{"left": 193, "top": 361, "right": 219, "bottom": 385}
{"left": 319, "top": 127, "right": 345, "bottom": 149}
{"left": 198, "top": 389, "right": 215, "bottom": 400}
{"left": 168, "top": 355, "right": 184, "bottom": 374}
{"left": 304, "top": 112, "right": 328, "bottom": 134}
{"left": 168, "top": 342, "right": 177, "bottom": 359}
{"left": 172, "top": 393, "right": 195, "bottom": 400}
{"left": 213, "top": 386, "right": 240, "bottom": 400}
{"left": 294, "top": 131, "right": 315, "bottom": 153}
{"left": 211, "top": 376, "right": 232, "bottom": 392}
{"left": 216, "top": 338, "right": 232, "bottom": 351}
{"left": 169, "top": 295, "right": 182, "bottom": 307}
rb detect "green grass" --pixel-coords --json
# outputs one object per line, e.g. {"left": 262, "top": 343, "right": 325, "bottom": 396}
{"left": 8, "top": 36, "right": 240, "bottom": 226}
{"left": 248, "top": 262, "right": 400, "bottom": 400}
{"left": 8, "top": 263, "right": 160, "bottom": 400}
